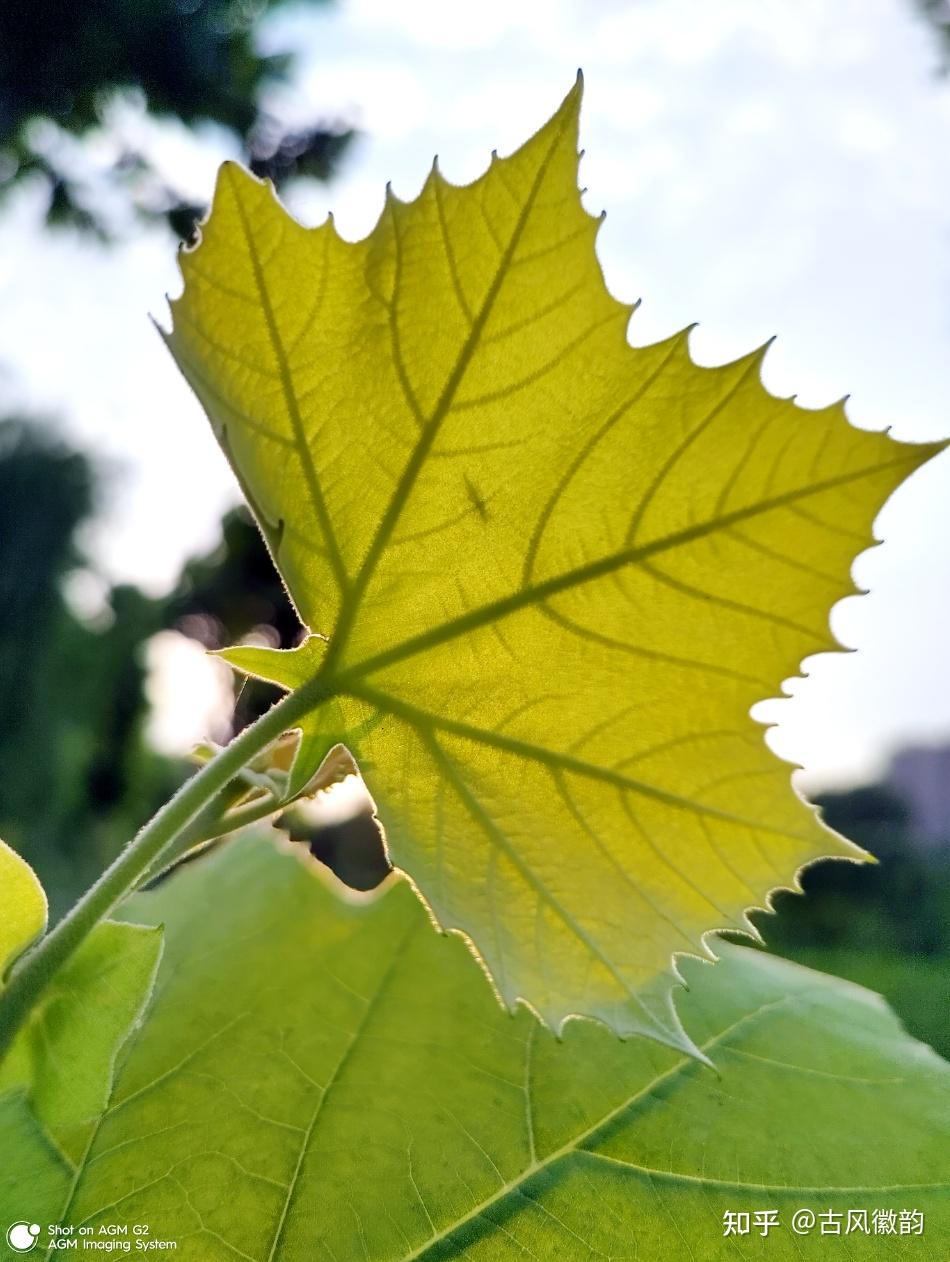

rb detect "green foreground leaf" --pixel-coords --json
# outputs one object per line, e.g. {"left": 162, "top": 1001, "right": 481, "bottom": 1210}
{"left": 164, "top": 78, "right": 944, "bottom": 1050}
{"left": 4, "top": 832, "right": 947, "bottom": 1259}
{"left": 0, "top": 919, "right": 163, "bottom": 1166}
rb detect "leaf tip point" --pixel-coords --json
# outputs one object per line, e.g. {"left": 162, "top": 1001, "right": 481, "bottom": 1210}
{"left": 217, "top": 158, "right": 252, "bottom": 195}
{"left": 554, "top": 71, "right": 584, "bottom": 124}
{"left": 148, "top": 311, "right": 168, "bottom": 338}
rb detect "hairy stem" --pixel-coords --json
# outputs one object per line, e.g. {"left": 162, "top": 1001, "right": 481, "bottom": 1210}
{"left": 182, "top": 789, "right": 287, "bottom": 849}
{"left": 143, "top": 787, "right": 290, "bottom": 887}
{"left": 0, "top": 675, "right": 329, "bottom": 1061}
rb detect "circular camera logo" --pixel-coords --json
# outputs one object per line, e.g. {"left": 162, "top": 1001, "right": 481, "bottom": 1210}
{"left": 6, "top": 1222, "right": 41, "bottom": 1253}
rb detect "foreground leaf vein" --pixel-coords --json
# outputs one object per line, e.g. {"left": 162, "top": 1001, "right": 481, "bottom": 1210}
{"left": 172, "top": 345, "right": 297, "bottom": 450}
{"left": 522, "top": 334, "right": 683, "bottom": 587}
{"left": 419, "top": 729, "right": 656, "bottom": 1019}
{"left": 350, "top": 682, "right": 813, "bottom": 844}
{"left": 227, "top": 168, "right": 348, "bottom": 593}
{"left": 432, "top": 173, "right": 473, "bottom": 325}
{"left": 267, "top": 916, "right": 420, "bottom": 1262}
{"left": 399, "top": 996, "right": 794, "bottom": 1261}
{"left": 553, "top": 772, "right": 698, "bottom": 949}
{"left": 625, "top": 351, "right": 764, "bottom": 548}
{"left": 339, "top": 453, "right": 919, "bottom": 684}
{"left": 335, "top": 103, "right": 573, "bottom": 647}
{"left": 577, "top": 1151, "right": 950, "bottom": 1196}
{"left": 615, "top": 790, "right": 734, "bottom": 923}
{"left": 538, "top": 601, "right": 772, "bottom": 689}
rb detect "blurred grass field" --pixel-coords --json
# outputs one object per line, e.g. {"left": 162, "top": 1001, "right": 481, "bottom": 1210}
{"left": 773, "top": 946, "right": 950, "bottom": 1061}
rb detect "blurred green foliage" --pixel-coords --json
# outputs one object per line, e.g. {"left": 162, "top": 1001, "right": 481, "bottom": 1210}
{"left": 0, "top": 0, "right": 351, "bottom": 237}
{"left": 0, "top": 419, "right": 300, "bottom": 916}
{"left": 918, "top": 1, "right": 950, "bottom": 64}
{"left": 756, "top": 787, "right": 950, "bottom": 1058}
{"left": 0, "top": 411, "right": 388, "bottom": 914}
{"left": 0, "top": 0, "right": 353, "bottom": 909}
{"left": 167, "top": 504, "right": 298, "bottom": 728}
{"left": 0, "top": 420, "right": 179, "bottom": 912}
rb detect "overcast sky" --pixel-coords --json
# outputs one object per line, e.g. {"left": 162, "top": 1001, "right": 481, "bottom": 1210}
{"left": 2, "top": 0, "right": 950, "bottom": 787}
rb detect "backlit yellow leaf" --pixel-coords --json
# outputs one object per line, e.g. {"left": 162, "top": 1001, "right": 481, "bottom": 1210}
{"left": 164, "top": 78, "right": 943, "bottom": 1053}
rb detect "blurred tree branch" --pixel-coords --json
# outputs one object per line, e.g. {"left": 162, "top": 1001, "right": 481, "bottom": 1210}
{"left": 0, "top": 0, "right": 353, "bottom": 239}
{"left": 917, "top": 0, "right": 950, "bottom": 66}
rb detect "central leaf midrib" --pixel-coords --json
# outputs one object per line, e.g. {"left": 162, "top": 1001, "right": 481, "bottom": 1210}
{"left": 326, "top": 102, "right": 574, "bottom": 664}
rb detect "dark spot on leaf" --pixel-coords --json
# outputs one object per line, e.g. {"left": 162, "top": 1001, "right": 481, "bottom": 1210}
{"left": 464, "top": 475, "right": 489, "bottom": 521}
